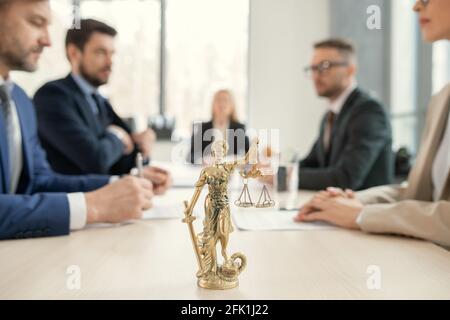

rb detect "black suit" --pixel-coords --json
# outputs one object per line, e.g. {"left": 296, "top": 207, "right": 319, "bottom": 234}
{"left": 189, "top": 120, "right": 250, "bottom": 164}
{"left": 299, "top": 88, "right": 393, "bottom": 191}
{"left": 33, "top": 75, "right": 138, "bottom": 176}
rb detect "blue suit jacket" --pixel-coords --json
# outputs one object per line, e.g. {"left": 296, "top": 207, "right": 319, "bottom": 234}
{"left": 34, "top": 75, "right": 138, "bottom": 176}
{"left": 0, "top": 84, "right": 110, "bottom": 240}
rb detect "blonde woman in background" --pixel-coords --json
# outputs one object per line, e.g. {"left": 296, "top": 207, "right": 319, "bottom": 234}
{"left": 189, "top": 90, "right": 249, "bottom": 164}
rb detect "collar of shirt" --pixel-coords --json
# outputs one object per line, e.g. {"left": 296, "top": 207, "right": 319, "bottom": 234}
{"left": 71, "top": 73, "right": 99, "bottom": 97}
{"left": 328, "top": 81, "right": 358, "bottom": 115}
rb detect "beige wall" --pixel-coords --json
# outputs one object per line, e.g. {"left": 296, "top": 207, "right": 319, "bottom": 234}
{"left": 248, "top": 0, "right": 330, "bottom": 158}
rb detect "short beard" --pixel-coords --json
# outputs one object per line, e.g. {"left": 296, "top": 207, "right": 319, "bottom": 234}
{"left": 79, "top": 62, "right": 108, "bottom": 88}
{"left": 318, "top": 85, "right": 345, "bottom": 100}
{"left": 0, "top": 35, "right": 41, "bottom": 72}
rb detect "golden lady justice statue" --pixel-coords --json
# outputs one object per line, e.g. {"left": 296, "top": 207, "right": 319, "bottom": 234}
{"left": 183, "top": 138, "right": 270, "bottom": 290}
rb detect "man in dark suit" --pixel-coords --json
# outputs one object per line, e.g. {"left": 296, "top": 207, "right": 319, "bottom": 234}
{"left": 0, "top": 0, "right": 153, "bottom": 240}
{"left": 34, "top": 19, "right": 170, "bottom": 194}
{"left": 299, "top": 39, "right": 393, "bottom": 191}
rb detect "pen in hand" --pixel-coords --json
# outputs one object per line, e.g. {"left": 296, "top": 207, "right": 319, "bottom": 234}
{"left": 136, "top": 152, "right": 144, "bottom": 178}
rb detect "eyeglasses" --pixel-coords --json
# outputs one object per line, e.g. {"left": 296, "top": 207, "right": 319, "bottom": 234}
{"left": 416, "top": 0, "right": 430, "bottom": 7}
{"left": 304, "top": 60, "right": 349, "bottom": 77}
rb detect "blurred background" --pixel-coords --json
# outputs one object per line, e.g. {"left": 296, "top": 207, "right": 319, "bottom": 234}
{"left": 12, "top": 0, "right": 450, "bottom": 164}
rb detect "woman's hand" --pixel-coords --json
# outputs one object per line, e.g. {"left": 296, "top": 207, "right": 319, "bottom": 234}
{"left": 294, "top": 188, "right": 363, "bottom": 230}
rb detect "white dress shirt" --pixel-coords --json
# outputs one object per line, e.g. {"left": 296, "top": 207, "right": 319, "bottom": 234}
{"left": 432, "top": 110, "right": 450, "bottom": 201}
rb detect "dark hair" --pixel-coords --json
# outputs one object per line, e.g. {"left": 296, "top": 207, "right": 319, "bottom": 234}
{"left": 65, "top": 19, "right": 117, "bottom": 51}
{"left": 0, "top": 0, "right": 14, "bottom": 11}
{"left": 314, "top": 38, "right": 356, "bottom": 63}
{"left": 0, "top": 0, "right": 10, "bottom": 9}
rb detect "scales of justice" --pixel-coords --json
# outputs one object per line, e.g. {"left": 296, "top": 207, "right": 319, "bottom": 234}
{"left": 182, "top": 138, "right": 275, "bottom": 290}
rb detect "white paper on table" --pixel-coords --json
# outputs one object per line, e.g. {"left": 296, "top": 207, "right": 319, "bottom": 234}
{"left": 142, "top": 188, "right": 204, "bottom": 220}
{"left": 143, "top": 191, "right": 181, "bottom": 220}
{"left": 142, "top": 205, "right": 182, "bottom": 220}
{"left": 84, "top": 207, "right": 183, "bottom": 228}
{"left": 232, "top": 209, "right": 336, "bottom": 231}
{"left": 150, "top": 161, "right": 202, "bottom": 188}
{"left": 84, "top": 208, "right": 182, "bottom": 227}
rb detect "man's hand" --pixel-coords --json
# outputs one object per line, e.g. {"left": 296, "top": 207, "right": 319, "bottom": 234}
{"left": 258, "top": 173, "right": 274, "bottom": 185}
{"left": 85, "top": 176, "right": 153, "bottom": 224}
{"left": 294, "top": 188, "right": 363, "bottom": 230}
{"left": 256, "top": 163, "right": 274, "bottom": 185}
{"left": 107, "top": 125, "right": 134, "bottom": 155}
{"left": 258, "top": 163, "right": 296, "bottom": 187}
{"left": 132, "top": 129, "right": 156, "bottom": 158}
{"left": 142, "top": 166, "right": 172, "bottom": 195}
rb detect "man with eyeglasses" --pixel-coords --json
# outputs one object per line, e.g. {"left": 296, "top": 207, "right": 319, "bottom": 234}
{"left": 298, "top": 38, "right": 393, "bottom": 191}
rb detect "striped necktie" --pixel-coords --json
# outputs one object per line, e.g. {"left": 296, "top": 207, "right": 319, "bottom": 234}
{"left": 0, "top": 84, "right": 11, "bottom": 120}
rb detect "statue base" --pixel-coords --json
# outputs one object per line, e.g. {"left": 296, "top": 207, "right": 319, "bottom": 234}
{"left": 198, "top": 274, "right": 239, "bottom": 290}
{"left": 197, "top": 255, "right": 246, "bottom": 290}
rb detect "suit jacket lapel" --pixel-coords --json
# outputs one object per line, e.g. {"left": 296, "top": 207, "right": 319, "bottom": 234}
{"left": 317, "top": 116, "right": 327, "bottom": 166}
{"left": 406, "top": 84, "right": 450, "bottom": 200}
{"left": 435, "top": 86, "right": 450, "bottom": 200}
{"left": 74, "top": 94, "right": 103, "bottom": 133}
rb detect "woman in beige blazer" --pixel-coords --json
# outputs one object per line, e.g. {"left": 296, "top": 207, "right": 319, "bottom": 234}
{"left": 295, "top": 0, "right": 450, "bottom": 247}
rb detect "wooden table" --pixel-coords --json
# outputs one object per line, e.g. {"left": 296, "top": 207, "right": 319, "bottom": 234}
{"left": 1, "top": 190, "right": 450, "bottom": 300}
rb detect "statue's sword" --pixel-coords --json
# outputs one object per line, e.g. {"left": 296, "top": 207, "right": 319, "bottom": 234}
{"left": 183, "top": 201, "right": 204, "bottom": 274}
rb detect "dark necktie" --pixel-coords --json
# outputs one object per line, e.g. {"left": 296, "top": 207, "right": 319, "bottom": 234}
{"left": 91, "top": 93, "right": 106, "bottom": 126}
{"left": 323, "top": 111, "right": 336, "bottom": 152}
